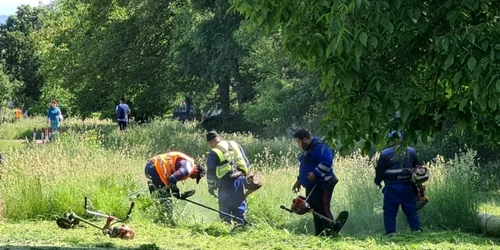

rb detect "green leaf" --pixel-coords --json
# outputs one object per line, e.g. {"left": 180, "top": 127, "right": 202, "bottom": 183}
{"left": 442, "top": 38, "right": 449, "bottom": 52}
{"left": 355, "top": 43, "right": 362, "bottom": 59}
{"left": 362, "top": 96, "right": 371, "bottom": 108}
{"left": 446, "top": 11, "right": 457, "bottom": 21}
{"left": 481, "top": 40, "right": 489, "bottom": 52}
{"left": 481, "top": 3, "right": 489, "bottom": 11}
{"left": 443, "top": 54, "right": 454, "bottom": 70}
{"left": 385, "top": 20, "right": 394, "bottom": 34}
{"left": 343, "top": 75, "right": 353, "bottom": 91}
{"left": 459, "top": 99, "right": 468, "bottom": 111}
{"left": 359, "top": 32, "right": 368, "bottom": 47}
{"left": 496, "top": 80, "right": 500, "bottom": 92}
{"left": 467, "top": 56, "right": 477, "bottom": 72}
{"left": 488, "top": 98, "right": 497, "bottom": 111}
{"left": 413, "top": 7, "right": 421, "bottom": 21}
{"left": 478, "top": 98, "right": 487, "bottom": 111}
{"left": 401, "top": 108, "right": 409, "bottom": 122}
{"left": 453, "top": 71, "right": 462, "bottom": 83}
{"left": 468, "top": 33, "right": 475, "bottom": 44}
{"left": 371, "top": 36, "right": 378, "bottom": 48}
{"left": 495, "top": 44, "right": 500, "bottom": 50}
{"left": 361, "top": 112, "right": 370, "bottom": 128}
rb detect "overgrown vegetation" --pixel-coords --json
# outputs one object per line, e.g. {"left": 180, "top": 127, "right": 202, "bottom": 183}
{"left": 0, "top": 119, "right": 483, "bottom": 234}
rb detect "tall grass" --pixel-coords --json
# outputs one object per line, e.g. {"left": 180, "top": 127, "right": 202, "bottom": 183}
{"left": 0, "top": 118, "right": 482, "bottom": 235}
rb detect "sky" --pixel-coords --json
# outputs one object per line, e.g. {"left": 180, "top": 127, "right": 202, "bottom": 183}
{"left": 0, "top": 0, "right": 44, "bottom": 16}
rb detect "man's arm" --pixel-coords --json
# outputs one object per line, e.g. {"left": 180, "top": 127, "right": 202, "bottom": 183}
{"left": 407, "top": 147, "right": 421, "bottom": 168}
{"left": 374, "top": 155, "right": 388, "bottom": 186}
{"left": 167, "top": 159, "right": 193, "bottom": 186}
{"left": 206, "top": 152, "right": 217, "bottom": 190}
{"left": 309, "top": 143, "right": 333, "bottom": 179}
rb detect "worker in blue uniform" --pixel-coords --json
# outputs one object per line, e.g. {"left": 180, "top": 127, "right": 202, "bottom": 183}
{"left": 375, "top": 131, "right": 422, "bottom": 235}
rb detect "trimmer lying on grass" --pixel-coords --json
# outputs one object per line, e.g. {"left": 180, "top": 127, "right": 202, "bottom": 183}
{"left": 280, "top": 186, "right": 348, "bottom": 235}
{"left": 56, "top": 196, "right": 135, "bottom": 239}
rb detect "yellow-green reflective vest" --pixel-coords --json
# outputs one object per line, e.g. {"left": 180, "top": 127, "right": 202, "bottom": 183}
{"left": 212, "top": 140, "right": 248, "bottom": 179}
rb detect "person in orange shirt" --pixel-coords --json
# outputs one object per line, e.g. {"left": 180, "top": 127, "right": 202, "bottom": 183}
{"left": 14, "top": 108, "right": 22, "bottom": 120}
{"left": 144, "top": 151, "right": 205, "bottom": 223}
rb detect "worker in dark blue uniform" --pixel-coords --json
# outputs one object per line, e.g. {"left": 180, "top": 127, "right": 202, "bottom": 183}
{"left": 375, "top": 131, "right": 422, "bottom": 235}
{"left": 292, "top": 129, "right": 339, "bottom": 236}
{"left": 206, "top": 131, "right": 250, "bottom": 225}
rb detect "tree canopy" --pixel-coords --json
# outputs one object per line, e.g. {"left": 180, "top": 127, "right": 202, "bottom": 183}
{"left": 231, "top": 0, "right": 500, "bottom": 152}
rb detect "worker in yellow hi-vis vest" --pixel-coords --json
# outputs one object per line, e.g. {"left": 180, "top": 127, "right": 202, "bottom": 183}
{"left": 205, "top": 131, "right": 262, "bottom": 226}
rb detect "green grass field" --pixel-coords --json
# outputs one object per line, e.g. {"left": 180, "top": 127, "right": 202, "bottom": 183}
{"left": 0, "top": 117, "right": 500, "bottom": 249}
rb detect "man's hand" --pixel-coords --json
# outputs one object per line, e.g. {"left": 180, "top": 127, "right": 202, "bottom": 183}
{"left": 292, "top": 180, "right": 301, "bottom": 193}
{"left": 169, "top": 183, "right": 179, "bottom": 195}
{"left": 307, "top": 172, "right": 316, "bottom": 181}
{"left": 208, "top": 187, "right": 217, "bottom": 197}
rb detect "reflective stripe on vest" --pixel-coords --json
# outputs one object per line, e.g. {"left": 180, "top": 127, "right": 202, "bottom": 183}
{"left": 385, "top": 169, "right": 404, "bottom": 174}
{"left": 211, "top": 140, "right": 247, "bottom": 179}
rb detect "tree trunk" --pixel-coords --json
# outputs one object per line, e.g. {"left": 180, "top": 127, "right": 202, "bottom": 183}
{"left": 185, "top": 96, "right": 192, "bottom": 121}
{"left": 218, "top": 77, "right": 231, "bottom": 116}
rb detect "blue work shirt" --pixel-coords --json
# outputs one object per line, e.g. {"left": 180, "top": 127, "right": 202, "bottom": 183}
{"left": 298, "top": 137, "right": 335, "bottom": 189}
{"left": 375, "top": 146, "right": 421, "bottom": 186}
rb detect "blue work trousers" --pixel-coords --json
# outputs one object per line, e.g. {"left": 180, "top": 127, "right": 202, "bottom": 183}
{"left": 218, "top": 176, "right": 247, "bottom": 225}
{"left": 383, "top": 182, "right": 421, "bottom": 234}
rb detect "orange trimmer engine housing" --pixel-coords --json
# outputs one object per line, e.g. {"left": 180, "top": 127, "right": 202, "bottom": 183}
{"left": 109, "top": 225, "right": 135, "bottom": 239}
{"left": 291, "top": 195, "right": 311, "bottom": 215}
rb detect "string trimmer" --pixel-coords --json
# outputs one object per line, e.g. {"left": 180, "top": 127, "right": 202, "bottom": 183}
{"left": 177, "top": 189, "right": 251, "bottom": 232}
{"left": 279, "top": 185, "right": 349, "bottom": 234}
{"left": 56, "top": 196, "right": 135, "bottom": 239}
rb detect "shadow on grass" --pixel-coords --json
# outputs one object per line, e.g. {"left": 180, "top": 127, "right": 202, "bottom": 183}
{"left": 0, "top": 243, "right": 161, "bottom": 250}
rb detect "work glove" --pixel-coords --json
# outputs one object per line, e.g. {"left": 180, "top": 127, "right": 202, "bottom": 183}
{"left": 178, "top": 190, "right": 196, "bottom": 200}
{"left": 169, "top": 184, "right": 180, "bottom": 196}
{"left": 292, "top": 180, "right": 301, "bottom": 193}
{"left": 208, "top": 187, "right": 217, "bottom": 198}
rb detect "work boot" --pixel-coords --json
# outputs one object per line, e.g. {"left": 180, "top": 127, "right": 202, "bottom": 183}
{"left": 385, "top": 232, "right": 397, "bottom": 237}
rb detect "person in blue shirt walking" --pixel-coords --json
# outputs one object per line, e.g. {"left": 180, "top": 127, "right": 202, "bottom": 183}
{"left": 116, "top": 98, "right": 131, "bottom": 132}
{"left": 206, "top": 131, "right": 250, "bottom": 225}
{"left": 375, "top": 131, "right": 422, "bottom": 236}
{"left": 47, "top": 99, "right": 63, "bottom": 141}
{"left": 291, "top": 129, "right": 339, "bottom": 236}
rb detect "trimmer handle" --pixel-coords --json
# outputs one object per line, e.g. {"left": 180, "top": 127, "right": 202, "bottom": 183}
{"left": 280, "top": 205, "right": 294, "bottom": 213}
{"left": 125, "top": 201, "right": 135, "bottom": 219}
{"left": 84, "top": 196, "right": 89, "bottom": 210}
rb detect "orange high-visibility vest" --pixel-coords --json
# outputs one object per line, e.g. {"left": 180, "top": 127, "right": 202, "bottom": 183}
{"left": 14, "top": 109, "right": 22, "bottom": 119}
{"left": 151, "top": 151, "right": 196, "bottom": 186}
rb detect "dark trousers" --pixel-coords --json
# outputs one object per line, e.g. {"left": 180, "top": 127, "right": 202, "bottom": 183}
{"left": 145, "top": 161, "right": 174, "bottom": 223}
{"left": 118, "top": 121, "right": 127, "bottom": 131}
{"left": 383, "top": 183, "right": 421, "bottom": 234}
{"left": 306, "top": 178, "right": 337, "bottom": 236}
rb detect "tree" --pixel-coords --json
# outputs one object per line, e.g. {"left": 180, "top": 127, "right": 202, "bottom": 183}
{"left": 39, "top": 0, "right": 184, "bottom": 120}
{"left": 177, "top": 0, "right": 248, "bottom": 118}
{"left": 0, "top": 5, "right": 46, "bottom": 109}
{"left": 231, "top": 0, "right": 500, "bottom": 153}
